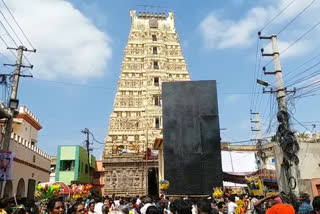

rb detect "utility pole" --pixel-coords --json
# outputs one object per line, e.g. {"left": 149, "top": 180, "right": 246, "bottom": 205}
{"left": 251, "top": 111, "right": 264, "bottom": 169}
{"left": 251, "top": 111, "right": 262, "bottom": 141}
{"left": 81, "top": 128, "right": 93, "bottom": 184}
{"left": 260, "top": 34, "right": 300, "bottom": 198}
{"left": 2, "top": 46, "right": 34, "bottom": 150}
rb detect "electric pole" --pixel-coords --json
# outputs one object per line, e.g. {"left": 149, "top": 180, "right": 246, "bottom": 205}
{"left": 260, "top": 34, "right": 300, "bottom": 198}
{"left": 251, "top": 111, "right": 262, "bottom": 141}
{"left": 81, "top": 128, "right": 93, "bottom": 183}
{"left": 251, "top": 111, "right": 264, "bottom": 169}
{"left": 2, "top": 46, "right": 34, "bottom": 150}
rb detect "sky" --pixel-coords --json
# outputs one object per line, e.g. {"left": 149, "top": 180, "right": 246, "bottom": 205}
{"left": 1, "top": 0, "right": 320, "bottom": 158}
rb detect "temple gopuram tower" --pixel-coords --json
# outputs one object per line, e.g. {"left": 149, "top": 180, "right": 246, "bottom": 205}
{"left": 103, "top": 10, "right": 190, "bottom": 196}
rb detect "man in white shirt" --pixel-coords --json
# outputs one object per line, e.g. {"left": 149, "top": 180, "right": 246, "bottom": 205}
{"left": 136, "top": 195, "right": 141, "bottom": 206}
{"left": 94, "top": 198, "right": 104, "bottom": 214}
{"left": 140, "top": 197, "right": 152, "bottom": 214}
{"left": 227, "top": 196, "right": 237, "bottom": 214}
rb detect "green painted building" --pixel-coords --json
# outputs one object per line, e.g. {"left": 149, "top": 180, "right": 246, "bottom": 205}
{"left": 56, "top": 145, "right": 96, "bottom": 185}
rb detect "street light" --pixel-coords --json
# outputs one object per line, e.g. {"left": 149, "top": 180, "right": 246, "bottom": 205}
{"left": 9, "top": 98, "right": 19, "bottom": 110}
{"left": 257, "top": 79, "right": 269, "bottom": 87}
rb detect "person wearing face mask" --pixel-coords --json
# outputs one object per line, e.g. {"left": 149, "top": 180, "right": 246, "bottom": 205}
{"left": 298, "top": 193, "right": 313, "bottom": 214}
{"left": 47, "top": 199, "right": 65, "bottom": 214}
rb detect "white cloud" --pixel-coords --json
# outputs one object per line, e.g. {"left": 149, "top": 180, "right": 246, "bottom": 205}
{"left": 200, "top": 7, "right": 269, "bottom": 49}
{"left": 199, "top": 0, "right": 320, "bottom": 59}
{"left": 0, "top": 0, "right": 111, "bottom": 80}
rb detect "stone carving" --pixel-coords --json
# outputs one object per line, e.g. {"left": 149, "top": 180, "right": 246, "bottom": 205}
{"left": 103, "top": 10, "right": 190, "bottom": 196}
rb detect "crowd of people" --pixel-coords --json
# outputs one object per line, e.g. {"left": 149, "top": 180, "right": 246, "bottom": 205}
{"left": 0, "top": 192, "right": 319, "bottom": 214}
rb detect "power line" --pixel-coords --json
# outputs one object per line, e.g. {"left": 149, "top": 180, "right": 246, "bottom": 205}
{"left": 229, "top": 139, "right": 255, "bottom": 144}
{"left": 281, "top": 53, "right": 320, "bottom": 84}
{"left": 88, "top": 130, "right": 105, "bottom": 145}
{"left": 260, "top": 0, "right": 296, "bottom": 32}
{"left": 277, "top": 0, "right": 316, "bottom": 36}
{"left": 29, "top": 78, "right": 116, "bottom": 90}
{"left": 263, "top": 20, "right": 320, "bottom": 69}
{"left": 0, "top": 8, "right": 24, "bottom": 45}
{"left": 1, "top": 0, "right": 35, "bottom": 50}
{"left": 29, "top": 77, "right": 264, "bottom": 95}
{"left": 281, "top": 20, "right": 320, "bottom": 56}
{"left": 22, "top": 53, "right": 32, "bottom": 66}
{"left": 259, "top": 0, "right": 297, "bottom": 32}
{"left": 285, "top": 63, "right": 320, "bottom": 87}
{"left": 250, "top": 37, "right": 260, "bottom": 111}
{"left": 0, "top": 35, "right": 16, "bottom": 58}
{"left": 290, "top": 113, "right": 313, "bottom": 132}
{"left": 0, "top": 18, "right": 17, "bottom": 47}
{"left": 252, "top": 38, "right": 263, "bottom": 112}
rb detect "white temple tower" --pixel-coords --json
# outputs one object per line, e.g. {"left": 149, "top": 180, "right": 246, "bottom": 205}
{"left": 103, "top": 10, "right": 190, "bottom": 195}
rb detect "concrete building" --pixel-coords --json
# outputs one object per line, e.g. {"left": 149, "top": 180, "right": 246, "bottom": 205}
{"left": 272, "top": 133, "right": 320, "bottom": 197}
{"left": 50, "top": 156, "right": 57, "bottom": 183}
{"left": 55, "top": 145, "right": 96, "bottom": 185}
{"left": 92, "top": 161, "right": 105, "bottom": 196}
{"left": 0, "top": 106, "right": 51, "bottom": 199}
{"left": 103, "top": 10, "right": 190, "bottom": 195}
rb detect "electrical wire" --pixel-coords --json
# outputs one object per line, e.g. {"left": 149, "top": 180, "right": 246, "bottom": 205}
{"left": 250, "top": 37, "right": 260, "bottom": 110}
{"left": 88, "top": 130, "right": 105, "bottom": 145}
{"left": 29, "top": 78, "right": 116, "bottom": 91}
{"left": 289, "top": 113, "right": 313, "bottom": 132}
{"left": 281, "top": 20, "right": 320, "bottom": 56}
{"left": 0, "top": 18, "right": 17, "bottom": 47}
{"left": 0, "top": 8, "right": 24, "bottom": 46}
{"left": 277, "top": 0, "right": 317, "bottom": 36}
{"left": 0, "top": 35, "right": 16, "bottom": 58}
{"left": 22, "top": 53, "right": 32, "bottom": 66}
{"left": 1, "top": 0, "right": 35, "bottom": 50}
{"left": 285, "top": 65, "right": 320, "bottom": 87}
{"left": 263, "top": 6, "right": 320, "bottom": 69}
{"left": 282, "top": 54, "right": 320, "bottom": 85}
{"left": 259, "top": 0, "right": 297, "bottom": 32}
{"left": 287, "top": 71, "right": 320, "bottom": 92}
{"left": 252, "top": 41, "right": 263, "bottom": 112}
{"left": 229, "top": 139, "right": 255, "bottom": 144}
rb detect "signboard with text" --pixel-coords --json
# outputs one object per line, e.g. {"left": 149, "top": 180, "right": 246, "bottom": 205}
{"left": 0, "top": 150, "right": 14, "bottom": 181}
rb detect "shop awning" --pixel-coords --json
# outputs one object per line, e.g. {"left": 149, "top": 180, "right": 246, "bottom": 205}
{"left": 223, "top": 169, "right": 277, "bottom": 184}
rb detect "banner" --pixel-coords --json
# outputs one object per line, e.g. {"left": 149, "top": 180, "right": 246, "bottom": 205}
{"left": 246, "top": 176, "right": 264, "bottom": 196}
{"left": 0, "top": 150, "right": 14, "bottom": 181}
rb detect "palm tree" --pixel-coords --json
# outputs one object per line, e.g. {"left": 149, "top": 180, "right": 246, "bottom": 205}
{"left": 297, "top": 132, "right": 309, "bottom": 142}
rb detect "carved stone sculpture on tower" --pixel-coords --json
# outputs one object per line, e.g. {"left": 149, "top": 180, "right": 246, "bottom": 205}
{"left": 103, "top": 10, "right": 190, "bottom": 196}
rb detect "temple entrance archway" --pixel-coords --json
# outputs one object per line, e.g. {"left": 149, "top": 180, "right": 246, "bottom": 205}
{"left": 16, "top": 178, "right": 25, "bottom": 199}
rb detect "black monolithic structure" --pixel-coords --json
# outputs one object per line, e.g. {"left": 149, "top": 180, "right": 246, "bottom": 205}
{"left": 162, "top": 80, "right": 223, "bottom": 195}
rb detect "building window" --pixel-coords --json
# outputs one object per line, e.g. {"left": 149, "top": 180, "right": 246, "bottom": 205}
{"left": 31, "top": 140, "right": 36, "bottom": 146}
{"left": 33, "top": 155, "right": 36, "bottom": 163}
{"left": 155, "top": 117, "right": 160, "bottom": 129}
{"left": 152, "top": 35, "right": 157, "bottom": 41}
{"left": 154, "top": 95, "right": 161, "bottom": 106}
{"left": 153, "top": 61, "right": 159, "bottom": 69}
{"left": 153, "top": 47, "right": 157, "bottom": 55}
{"left": 123, "top": 135, "right": 127, "bottom": 141}
{"left": 60, "top": 160, "right": 75, "bottom": 171}
{"left": 85, "top": 164, "right": 88, "bottom": 173}
{"left": 94, "top": 172, "right": 100, "bottom": 179}
{"left": 154, "top": 77, "right": 159, "bottom": 86}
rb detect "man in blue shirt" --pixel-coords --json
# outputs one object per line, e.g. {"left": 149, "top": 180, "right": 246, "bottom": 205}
{"left": 298, "top": 193, "right": 313, "bottom": 214}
